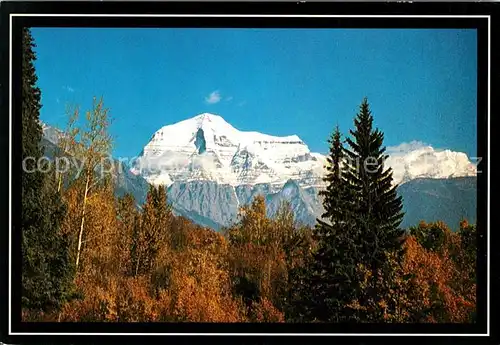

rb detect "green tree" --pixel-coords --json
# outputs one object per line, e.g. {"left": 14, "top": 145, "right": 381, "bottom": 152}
{"left": 301, "top": 99, "right": 406, "bottom": 323}
{"left": 21, "top": 28, "right": 74, "bottom": 312}
{"left": 295, "top": 126, "right": 362, "bottom": 322}
{"left": 318, "top": 125, "right": 351, "bottom": 221}
{"left": 409, "top": 221, "right": 448, "bottom": 252}
{"left": 342, "top": 97, "right": 405, "bottom": 321}
{"left": 343, "top": 97, "right": 405, "bottom": 268}
{"left": 306, "top": 219, "right": 363, "bottom": 322}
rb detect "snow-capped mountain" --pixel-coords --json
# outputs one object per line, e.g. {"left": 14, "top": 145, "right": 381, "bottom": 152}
{"left": 131, "top": 113, "right": 326, "bottom": 188}
{"left": 385, "top": 141, "right": 477, "bottom": 185}
{"left": 39, "top": 116, "right": 478, "bottom": 231}
{"left": 132, "top": 113, "right": 476, "bottom": 188}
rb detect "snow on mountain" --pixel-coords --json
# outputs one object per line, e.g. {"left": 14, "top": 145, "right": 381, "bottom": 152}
{"left": 385, "top": 141, "right": 477, "bottom": 185}
{"left": 132, "top": 114, "right": 476, "bottom": 189}
{"left": 131, "top": 113, "right": 325, "bottom": 188}
{"left": 40, "top": 116, "right": 477, "bottom": 193}
{"left": 41, "top": 121, "right": 64, "bottom": 145}
{"left": 39, "top": 119, "right": 478, "bottom": 231}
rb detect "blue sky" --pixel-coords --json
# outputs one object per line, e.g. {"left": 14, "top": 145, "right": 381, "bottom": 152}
{"left": 32, "top": 28, "right": 477, "bottom": 159}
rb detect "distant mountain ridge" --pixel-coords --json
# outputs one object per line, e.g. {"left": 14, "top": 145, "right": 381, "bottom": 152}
{"left": 398, "top": 176, "right": 476, "bottom": 229}
{"left": 131, "top": 113, "right": 476, "bottom": 189}
{"left": 39, "top": 125, "right": 149, "bottom": 207}
{"left": 40, "top": 117, "right": 477, "bottom": 231}
{"left": 156, "top": 177, "right": 476, "bottom": 231}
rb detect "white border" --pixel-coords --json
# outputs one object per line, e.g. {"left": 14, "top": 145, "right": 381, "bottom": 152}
{"left": 9, "top": 13, "right": 491, "bottom": 337}
{"left": 8, "top": 10, "right": 13, "bottom": 340}
{"left": 487, "top": 12, "right": 491, "bottom": 338}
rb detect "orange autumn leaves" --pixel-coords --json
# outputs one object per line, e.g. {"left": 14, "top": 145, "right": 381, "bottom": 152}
{"left": 58, "top": 227, "right": 244, "bottom": 322}
{"left": 403, "top": 221, "right": 476, "bottom": 323}
{"left": 26, "top": 185, "right": 476, "bottom": 323}
{"left": 348, "top": 220, "right": 476, "bottom": 323}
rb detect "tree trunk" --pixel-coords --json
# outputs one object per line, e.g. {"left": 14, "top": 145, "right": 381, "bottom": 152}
{"left": 75, "top": 172, "right": 91, "bottom": 271}
{"left": 135, "top": 229, "right": 142, "bottom": 277}
{"left": 57, "top": 172, "right": 63, "bottom": 193}
{"left": 267, "top": 258, "right": 272, "bottom": 296}
{"left": 135, "top": 247, "right": 141, "bottom": 277}
{"left": 56, "top": 143, "right": 67, "bottom": 193}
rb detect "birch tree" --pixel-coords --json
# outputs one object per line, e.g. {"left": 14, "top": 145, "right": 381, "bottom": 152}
{"left": 68, "top": 96, "right": 113, "bottom": 272}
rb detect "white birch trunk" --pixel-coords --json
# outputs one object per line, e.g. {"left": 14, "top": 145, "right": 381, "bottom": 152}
{"left": 75, "top": 172, "right": 91, "bottom": 271}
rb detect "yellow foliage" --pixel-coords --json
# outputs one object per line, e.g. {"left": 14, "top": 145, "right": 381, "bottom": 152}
{"left": 49, "top": 179, "right": 476, "bottom": 324}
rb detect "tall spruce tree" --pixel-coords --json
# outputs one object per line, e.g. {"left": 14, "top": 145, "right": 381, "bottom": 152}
{"left": 343, "top": 97, "right": 405, "bottom": 270}
{"left": 300, "top": 126, "right": 363, "bottom": 322}
{"left": 302, "top": 99, "right": 406, "bottom": 323}
{"left": 318, "top": 125, "right": 347, "bottom": 221}
{"left": 21, "top": 28, "right": 74, "bottom": 312}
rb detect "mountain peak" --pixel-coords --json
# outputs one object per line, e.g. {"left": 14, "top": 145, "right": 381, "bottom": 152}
{"left": 192, "top": 112, "right": 225, "bottom": 127}
{"left": 133, "top": 112, "right": 313, "bottom": 187}
{"left": 193, "top": 112, "right": 223, "bottom": 120}
{"left": 133, "top": 112, "right": 476, "bottom": 189}
{"left": 192, "top": 112, "right": 237, "bottom": 135}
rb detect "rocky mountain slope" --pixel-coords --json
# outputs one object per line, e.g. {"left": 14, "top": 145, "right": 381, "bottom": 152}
{"left": 159, "top": 177, "right": 476, "bottom": 231}
{"left": 40, "top": 113, "right": 477, "bottom": 231}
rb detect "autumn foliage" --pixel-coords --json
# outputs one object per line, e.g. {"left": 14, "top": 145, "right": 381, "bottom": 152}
{"left": 22, "top": 177, "right": 476, "bottom": 324}
{"left": 21, "top": 93, "right": 477, "bottom": 323}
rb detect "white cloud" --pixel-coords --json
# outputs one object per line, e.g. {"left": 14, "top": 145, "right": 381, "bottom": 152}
{"left": 205, "top": 90, "right": 221, "bottom": 104}
{"left": 62, "top": 85, "right": 75, "bottom": 93}
{"left": 225, "top": 96, "right": 233, "bottom": 102}
{"left": 386, "top": 140, "right": 431, "bottom": 155}
{"left": 237, "top": 100, "right": 247, "bottom": 107}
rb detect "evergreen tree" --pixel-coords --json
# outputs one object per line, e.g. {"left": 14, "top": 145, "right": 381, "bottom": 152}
{"left": 308, "top": 220, "right": 363, "bottom": 322}
{"left": 301, "top": 99, "right": 406, "bottom": 323}
{"left": 298, "top": 126, "right": 363, "bottom": 322}
{"left": 21, "top": 28, "right": 74, "bottom": 312}
{"left": 343, "top": 97, "right": 405, "bottom": 270}
{"left": 318, "top": 125, "right": 348, "bottom": 221}
{"left": 338, "top": 97, "right": 405, "bottom": 321}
